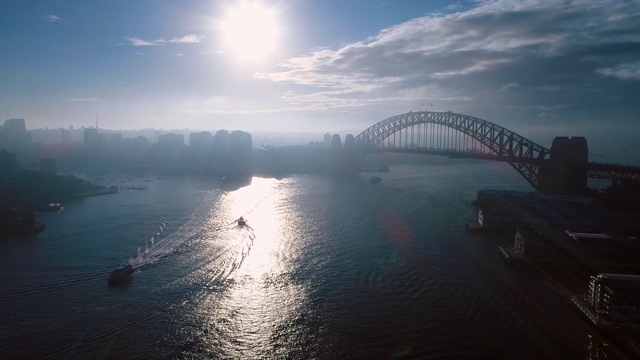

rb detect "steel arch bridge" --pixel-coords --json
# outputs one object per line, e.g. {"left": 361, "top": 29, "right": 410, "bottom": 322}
{"left": 353, "top": 111, "right": 551, "bottom": 189}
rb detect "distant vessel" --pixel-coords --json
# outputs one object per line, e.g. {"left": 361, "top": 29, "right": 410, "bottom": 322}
{"left": 108, "top": 264, "right": 134, "bottom": 284}
{"left": 237, "top": 217, "right": 247, "bottom": 226}
{"left": 43, "top": 203, "right": 64, "bottom": 212}
{"left": 369, "top": 176, "right": 382, "bottom": 184}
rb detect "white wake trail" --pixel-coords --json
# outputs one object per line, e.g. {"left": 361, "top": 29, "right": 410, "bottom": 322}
{"left": 128, "top": 191, "right": 218, "bottom": 268}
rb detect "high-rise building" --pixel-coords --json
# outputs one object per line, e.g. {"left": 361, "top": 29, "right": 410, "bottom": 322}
{"left": 344, "top": 134, "right": 356, "bottom": 151}
{"left": 4, "top": 118, "right": 26, "bottom": 133}
{"left": 229, "top": 131, "right": 253, "bottom": 175}
{"left": 331, "top": 134, "right": 342, "bottom": 150}
{"left": 324, "top": 133, "right": 332, "bottom": 148}
{"left": 213, "top": 130, "right": 230, "bottom": 154}
{"left": 1, "top": 118, "right": 31, "bottom": 147}
{"left": 83, "top": 128, "right": 103, "bottom": 149}
{"left": 190, "top": 131, "right": 212, "bottom": 148}
{"left": 157, "top": 133, "right": 184, "bottom": 147}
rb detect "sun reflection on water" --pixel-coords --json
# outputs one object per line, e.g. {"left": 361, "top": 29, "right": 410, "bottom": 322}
{"left": 194, "top": 177, "right": 308, "bottom": 357}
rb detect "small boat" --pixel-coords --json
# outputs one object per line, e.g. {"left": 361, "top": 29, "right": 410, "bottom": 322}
{"left": 43, "top": 203, "right": 65, "bottom": 212}
{"left": 237, "top": 217, "right": 247, "bottom": 226}
{"left": 108, "top": 263, "right": 134, "bottom": 284}
{"left": 369, "top": 176, "right": 382, "bottom": 184}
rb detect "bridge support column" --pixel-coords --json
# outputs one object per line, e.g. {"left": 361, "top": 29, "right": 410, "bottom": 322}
{"left": 538, "top": 136, "right": 588, "bottom": 195}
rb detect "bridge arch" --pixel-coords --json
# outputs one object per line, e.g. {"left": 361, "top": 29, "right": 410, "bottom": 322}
{"left": 354, "top": 111, "right": 551, "bottom": 189}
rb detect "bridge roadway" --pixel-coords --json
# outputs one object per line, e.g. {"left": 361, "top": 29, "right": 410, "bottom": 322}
{"left": 353, "top": 111, "right": 640, "bottom": 192}
{"left": 369, "top": 148, "right": 640, "bottom": 182}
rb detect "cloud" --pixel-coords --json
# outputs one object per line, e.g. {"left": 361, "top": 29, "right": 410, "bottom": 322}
{"left": 598, "top": 62, "right": 640, "bottom": 80}
{"left": 127, "top": 37, "right": 161, "bottom": 46}
{"left": 256, "top": 0, "right": 640, "bottom": 129}
{"left": 499, "top": 82, "right": 520, "bottom": 92}
{"left": 167, "top": 35, "right": 204, "bottom": 44}
{"left": 42, "top": 14, "right": 61, "bottom": 22}
{"left": 125, "top": 34, "right": 205, "bottom": 46}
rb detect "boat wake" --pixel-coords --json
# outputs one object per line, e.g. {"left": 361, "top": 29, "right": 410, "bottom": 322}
{"left": 128, "top": 191, "right": 219, "bottom": 268}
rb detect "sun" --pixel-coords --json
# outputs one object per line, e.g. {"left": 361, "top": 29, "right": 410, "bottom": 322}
{"left": 219, "top": 2, "right": 280, "bottom": 61}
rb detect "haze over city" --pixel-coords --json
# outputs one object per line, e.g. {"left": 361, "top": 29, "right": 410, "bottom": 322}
{"left": 4, "top": 1, "right": 640, "bottom": 359}
{"left": 2, "top": 0, "right": 639, "bottom": 147}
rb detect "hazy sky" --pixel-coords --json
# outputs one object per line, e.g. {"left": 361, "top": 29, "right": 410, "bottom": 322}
{"left": 1, "top": 0, "right": 639, "bottom": 144}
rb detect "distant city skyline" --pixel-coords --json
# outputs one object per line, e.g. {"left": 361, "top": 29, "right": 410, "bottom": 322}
{"left": 1, "top": 0, "right": 639, "bottom": 146}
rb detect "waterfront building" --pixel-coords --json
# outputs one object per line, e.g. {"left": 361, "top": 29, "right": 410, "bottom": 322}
{"left": 588, "top": 273, "right": 640, "bottom": 323}
{"left": 475, "top": 190, "right": 634, "bottom": 233}
{"left": 229, "top": 130, "right": 253, "bottom": 175}
{"left": 514, "top": 229, "right": 546, "bottom": 258}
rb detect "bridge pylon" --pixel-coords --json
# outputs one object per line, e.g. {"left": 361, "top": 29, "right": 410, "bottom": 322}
{"left": 538, "top": 137, "right": 588, "bottom": 195}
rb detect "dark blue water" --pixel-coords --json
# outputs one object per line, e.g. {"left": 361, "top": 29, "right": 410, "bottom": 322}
{"left": 0, "top": 160, "right": 624, "bottom": 359}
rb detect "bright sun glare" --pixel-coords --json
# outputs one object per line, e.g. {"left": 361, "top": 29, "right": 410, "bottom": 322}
{"left": 220, "top": 2, "right": 280, "bottom": 61}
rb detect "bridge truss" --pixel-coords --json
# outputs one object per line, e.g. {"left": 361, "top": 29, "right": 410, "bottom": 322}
{"left": 354, "top": 111, "right": 551, "bottom": 189}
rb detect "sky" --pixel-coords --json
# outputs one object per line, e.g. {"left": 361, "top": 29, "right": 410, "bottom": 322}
{"left": 1, "top": 0, "right": 639, "bottom": 150}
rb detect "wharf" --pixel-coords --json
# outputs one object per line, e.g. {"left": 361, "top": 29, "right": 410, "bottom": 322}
{"left": 571, "top": 295, "right": 602, "bottom": 326}
{"left": 465, "top": 221, "right": 484, "bottom": 233}
{"left": 498, "top": 246, "right": 515, "bottom": 263}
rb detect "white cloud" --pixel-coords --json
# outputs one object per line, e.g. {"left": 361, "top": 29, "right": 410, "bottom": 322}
{"left": 598, "top": 62, "right": 640, "bottom": 80}
{"left": 125, "top": 34, "right": 205, "bottom": 46}
{"left": 255, "top": 0, "right": 640, "bottom": 124}
{"left": 127, "top": 37, "right": 162, "bottom": 47}
{"left": 499, "top": 82, "right": 520, "bottom": 92}
{"left": 167, "top": 35, "right": 205, "bottom": 44}
{"left": 43, "top": 14, "right": 61, "bottom": 22}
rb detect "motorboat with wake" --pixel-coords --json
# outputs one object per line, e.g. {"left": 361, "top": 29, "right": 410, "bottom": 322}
{"left": 108, "top": 263, "right": 134, "bottom": 284}
{"left": 237, "top": 216, "right": 247, "bottom": 227}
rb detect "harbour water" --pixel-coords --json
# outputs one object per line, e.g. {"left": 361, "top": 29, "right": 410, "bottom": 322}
{"left": 0, "top": 159, "right": 629, "bottom": 359}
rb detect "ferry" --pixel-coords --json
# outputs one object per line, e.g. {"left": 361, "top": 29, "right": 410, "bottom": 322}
{"left": 43, "top": 203, "right": 65, "bottom": 212}
{"left": 108, "top": 263, "right": 134, "bottom": 284}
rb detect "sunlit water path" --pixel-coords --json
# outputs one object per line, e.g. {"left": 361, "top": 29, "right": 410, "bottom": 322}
{"left": 0, "top": 160, "right": 627, "bottom": 359}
